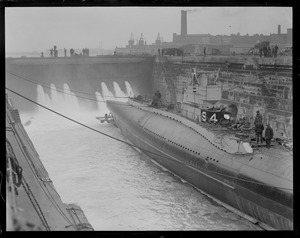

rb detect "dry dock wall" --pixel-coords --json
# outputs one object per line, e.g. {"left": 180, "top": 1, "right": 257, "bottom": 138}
{"left": 152, "top": 55, "right": 292, "bottom": 107}
{"left": 6, "top": 55, "right": 292, "bottom": 112}
{"left": 6, "top": 56, "right": 155, "bottom": 112}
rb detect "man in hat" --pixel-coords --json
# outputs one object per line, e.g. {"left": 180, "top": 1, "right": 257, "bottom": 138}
{"left": 254, "top": 110, "right": 263, "bottom": 126}
{"left": 151, "top": 90, "right": 162, "bottom": 108}
{"left": 265, "top": 124, "right": 274, "bottom": 148}
{"left": 254, "top": 110, "right": 264, "bottom": 144}
{"left": 255, "top": 122, "right": 264, "bottom": 144}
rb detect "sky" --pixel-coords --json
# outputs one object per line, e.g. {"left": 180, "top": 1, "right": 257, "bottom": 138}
{"left": 5, "top": 7, "right": 292, "bottom": 53}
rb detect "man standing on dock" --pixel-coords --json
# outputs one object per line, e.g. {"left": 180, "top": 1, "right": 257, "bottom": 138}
{"left": 259, "top": 47, "right": 262, "bottom": 58}
{"left": 254, "top": 110, "right": 264, "bottom": 144}
{"left": 274, "top": 44, "right": 278, "bottom": 58}
{"left": 254, "top": 110, "right": 263, "bottom": 125}
{"left": 255, "top": 122, "right": 264, "bottom": 144}
{"left": 54, "top": 46, "right": 58, "bottom": 57}
{"left": 265, "top": 124, "right": 274, "bottom": 148}
{"left": 151, "top": 90, "right": 162, "bottom": 108}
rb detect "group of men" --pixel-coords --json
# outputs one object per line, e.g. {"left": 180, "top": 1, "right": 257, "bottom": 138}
{"left": 150, "top": 90, "right": 274, "bottom": 149}
{"left": 254, "top": 110, "right": 274, "bottom": 148}
{"left": 69, "top": 48, "right": 90, "bottom": 57}
{"left": 259, "top": 44, "right": 279, "bottom": 58}
{"left": 42, "top": 46, "right": 90, "bottom": 58}
{"left": 49, "top": 46, "right": 58, "bottom": 57}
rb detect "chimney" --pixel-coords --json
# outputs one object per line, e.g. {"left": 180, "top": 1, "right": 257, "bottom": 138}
{"left": 181, "top": 10, "right": 187, "bottom": 36}
{"left": 278, "top": 25, "right": 281, "bottom": 35}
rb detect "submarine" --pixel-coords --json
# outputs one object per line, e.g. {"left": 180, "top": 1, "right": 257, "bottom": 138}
{"left": 106, "top": 69, "right": 293, "bottom": 230}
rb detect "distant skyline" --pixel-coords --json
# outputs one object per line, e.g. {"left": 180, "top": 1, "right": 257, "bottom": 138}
{"left": 5, "top": 7, "right": 292, "bottom": 53}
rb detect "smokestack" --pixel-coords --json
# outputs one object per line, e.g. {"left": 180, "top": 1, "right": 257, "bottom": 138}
{"left": 181, "top": 10, "right": 187, "bottom": 36}
{"left": 278, "top": 25, "right": 281, "bottom": 35}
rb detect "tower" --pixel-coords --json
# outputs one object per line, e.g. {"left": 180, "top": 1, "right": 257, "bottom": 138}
{"left": 139, "top": 33, "right": 144, "bottom": 46}
{"left": 181, "top": 10, "right": 187, "bottom": 36}
{"left": 128, "top": 32, "right": 134, "bottom": 47}
{"left": 278, "top": 25, "right": 281, "bottom": 35}
{"left": 287, "top": 28, "right": 292, "bottom": 45}
{"left": 155, "top": 32, "right": 161, "bottom": 45}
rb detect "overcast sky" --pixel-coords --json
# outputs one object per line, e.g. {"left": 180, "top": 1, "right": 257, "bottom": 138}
{"left": 5, "top": 7, "right": 292, "bottom": 52}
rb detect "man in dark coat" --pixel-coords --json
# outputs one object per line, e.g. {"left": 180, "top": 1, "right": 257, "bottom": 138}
{"left": 259, "top": 47, "right": 262, "bottom": 58}
{"left": 155, "top": 90, "right": 161, "bottom": 99}
{"left": 70, "top": 48, "right": 74, "bottom": 57}
{"left": 274, "top": 44, "right": 278, "bottom": 57}
{"left": 151, "top": 90, "right": 162, "bottom": 108}
{"left": 254, "top": 110, "right": 263, "bottom": 126}
{"left": 265, "top": 124, "right": 274, "bottom": 148}
{"left": 255, "top": 122, "right": 264, "bottom": 144}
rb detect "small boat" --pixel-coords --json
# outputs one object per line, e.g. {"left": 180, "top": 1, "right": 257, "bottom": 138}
{"left": 96, "top": 113, "right": 113, "bottom": 123}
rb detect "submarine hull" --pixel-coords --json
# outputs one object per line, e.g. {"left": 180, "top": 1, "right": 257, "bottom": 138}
{"left": 107, "top": 100, "right": 293, "bottom": 230}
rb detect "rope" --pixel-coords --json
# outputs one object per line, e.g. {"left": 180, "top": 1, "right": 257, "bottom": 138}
{"left": 6, "top": 87, "right": 293, "bottom": 191}
{"left": 157, "top": 57, "right": 177, "bottom": 106}
{"left": 42, "top": 184, "right": 76, "bottom": 227}
{"left": 6, "top": 114, "right": 47, "bottom": 182}
{"left": 6, "top": 110, "right": 75, "bottom": 227}
{"left": 0, "top": 171, "right": 5, "bottom": 202}
{"left": 21, "top": 179, "right": 51, "bottom": 231}
{"left": 6, "top": 137, "right": 50, "bottom": 230}
{"left": 6, "top": 87, "right": 161, "bottom": 157}
{"left": 12, "top": 132, "right": 75, "bottom": 227}
{"left": 70, "top": 208, "right": 81, "bottom": 224}
{"left": 6, "top": 71, "right": 129, "bottom": 99}
{"left": 6, "top": 71, "right": 150, "bottom": 109}
{"left": 16, "top": 126, "right": 52, "bottom": 180}
{"left": 6, "top": 139, "right": 23, "bottom": 188}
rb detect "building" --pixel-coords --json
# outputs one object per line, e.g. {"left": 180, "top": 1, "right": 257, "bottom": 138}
{"left": 116, "top": 10, "right": 292, "bottom": 56}
{"left": 116, "top": 32, "right": 175, "bottom": 55}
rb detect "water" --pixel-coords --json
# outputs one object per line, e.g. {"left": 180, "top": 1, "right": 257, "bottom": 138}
{"left": 95, "top": 91, "right": 106, "bottom": 112}
{"left": 101, "top": 82, "right": 114, "bottom": 100}
{"left": 125, "top": 81, "right": 135, "bottom": 97}
{"left": 36, "top": 85, "right": 51, "bottom": 109}
{"left": 113, "top": 82, "right": 128, "bottom": 101}
{"left": 21, "top": 82, "right": 261, "bottom": 230}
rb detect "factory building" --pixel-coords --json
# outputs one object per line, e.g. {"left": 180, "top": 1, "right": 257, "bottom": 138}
{"left": 116, "top": 10, "right": 292, "bottom": 56}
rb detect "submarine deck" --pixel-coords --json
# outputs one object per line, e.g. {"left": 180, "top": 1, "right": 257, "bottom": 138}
{"left": 113, "top": 100, "right": 293, "bottom": 188}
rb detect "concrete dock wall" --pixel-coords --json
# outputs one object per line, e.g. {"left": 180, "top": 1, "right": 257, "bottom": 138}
{"left": 6, "top": 55, "right": 292, "bottom": 112}
{"left": 6, "top": 56, "right": 155, "bottom": 112}
{"left": 151, "top": 55, "right": 292, "bottom": 107}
